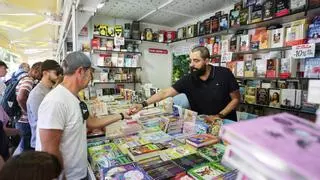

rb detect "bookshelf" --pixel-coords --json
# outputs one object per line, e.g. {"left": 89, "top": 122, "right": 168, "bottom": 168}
{"left": 240, "top": 102, "right": 316, "bottom": 115}
{"left": 232, "top": 46, "right": 292, "bottom": 55}
{"left": 93, "top": 35, "right": 142, "bottom": 43}
{"left": 92, "top": 49, "right": 142, "bottom": 55}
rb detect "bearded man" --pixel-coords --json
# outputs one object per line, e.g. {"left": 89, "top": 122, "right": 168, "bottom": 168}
{"left": 129, "top": 46, "right": 240, "bottom": 121}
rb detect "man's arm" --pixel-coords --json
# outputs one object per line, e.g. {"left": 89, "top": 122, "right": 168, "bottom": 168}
{"left": 16, "top": 89, "right": 29, "bottom": 113}
{"left": 219, "top": 90, "right": 240, "bottom": 117}
{"left": 87, "top": 112, "right": 130, "bottom": 129}
{"left": 39, "top": 129, "right": 64, "bottom": 168}
{"left": 129, "top": 87, "right": 178, "bottom": 114}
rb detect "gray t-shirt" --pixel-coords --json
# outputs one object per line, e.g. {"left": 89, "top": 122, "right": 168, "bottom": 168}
{"left": 27, "top": 82, "right": 51, "bottom": 148}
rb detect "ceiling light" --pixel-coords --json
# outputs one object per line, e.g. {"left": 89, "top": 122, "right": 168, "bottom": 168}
{"left": 97, "top": 0, "right": 106, "bottom": 9}
{"left": 24, "top": 48, "right": 49, "bottom": 55}
{"left": 0, "top": 13, "right": 37, "bottom": 16}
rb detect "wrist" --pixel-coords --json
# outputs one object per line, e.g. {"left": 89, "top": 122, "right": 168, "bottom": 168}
{"left": 119, "top": 113, "right": 124, "bottom": 120}
{"left": 218, "top": 112, "right": 225, "bottom": 119}
{"left": 140, "top": 100, "right": 148, "bottom": 108}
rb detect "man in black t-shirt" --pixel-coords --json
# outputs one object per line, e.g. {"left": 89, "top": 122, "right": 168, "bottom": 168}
{"left": 129, "top": 46, "right": 240, "bottom": 121}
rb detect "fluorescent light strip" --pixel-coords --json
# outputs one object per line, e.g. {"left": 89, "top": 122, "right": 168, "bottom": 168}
{"left": 0, "top": 13, "right": 37, "bottom": 16}
{"left": 137, "top": 0, "right": 174, "bottom": 21}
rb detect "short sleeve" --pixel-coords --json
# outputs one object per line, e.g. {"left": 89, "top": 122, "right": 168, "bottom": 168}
{"left": 37, "top": 99, "right": 66, "bottom": 130}
{"left": 172, "top": 75, "right": 190, "bottom": 94}
{"left": 226, "top": 69, "right": 239, "bottom": 93}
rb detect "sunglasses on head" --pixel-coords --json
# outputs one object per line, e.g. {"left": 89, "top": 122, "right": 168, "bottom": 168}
{"left": 79, "top": 101, "right": 89, "bottom": 123}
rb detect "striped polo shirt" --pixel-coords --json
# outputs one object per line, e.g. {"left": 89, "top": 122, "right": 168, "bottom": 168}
{"left": 16, "top": 76, "right": 35, "bottom": 123}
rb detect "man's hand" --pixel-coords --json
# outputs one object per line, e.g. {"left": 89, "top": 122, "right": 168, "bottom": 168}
{"left": 204, "top": 115, "right": 222, "bottom": 124}
{"left": 128, "top": 104, "right": 143, "bottom": 115}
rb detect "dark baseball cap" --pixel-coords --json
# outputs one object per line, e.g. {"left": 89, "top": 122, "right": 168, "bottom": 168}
{"left": 0, "top": 61, "right": 8, "bottom": 69}
{"left": 62, "top": 51, "right": 92, "bottom": 75}
{"left": 41, "top": 60, "right": 62, "bottom": 75}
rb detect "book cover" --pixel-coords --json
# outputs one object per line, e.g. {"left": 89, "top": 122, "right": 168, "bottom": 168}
{"left": 100, "top": 163, "right": 151, "bottom": 180}
{"left": 226, "top": 61, "right": 237, "bottom": 76}
{"left": 275, "top": 0, "right": 290, "bottom": 17}
{"left": 244, "top": 60, "right": 255, "bottom": 77}
{"left": 240, "top": 8, "right": 249, "bottom": 25}
{"left": 142, "top": 160, "right": 185, "bottom": 180}
{"left": 246, "top": 0, "right": 257, "bottom": 7}
{"left": 280, "top": 58, "right": 298, "bottom": 78}
{"left": 229, "top": 9, "right": 240, "bottom": 28}
{"left": 301, "top": 90, "right": 318, "bottom": 113}
{"left": 304, "top": 58, "right": 320, "bottom": 78}
{"left": 290, "top": 0, "right": 306, "bottom": 12}
{"left": 240, "top": 34, "right": 250, "bottom": 51}
{"left": 236, "top": 61, "right": 245, "bottom": 77}
{"left": 204, "top": 18, "right": 211, "bottom": 34}
{"left": 229, "top": 35, "right": 238, "bottom": 52}
{"left": 188, "top": 162, "right": 232, "bottom": 180}
{"left": 251, "top": 4, "right": 263, "bottom": 23}
{"left": 183, "top": 109, "right": 198, "bottom": 122}
{"left": 186, "top": 134, "right": 219, "bottom": 148}
{"left": 266, "top": 59, "right": 279, "bottom": 78}
{"left": 256, "top": 88, "right": 269, "bottom": 105}
{"left": 220, "top": 14, "right": 229, "bottom": 31}
{"left": 308, "top": 23, "right": 320, "bottom": 44}
{"left": 259, "top": 29, "right": 269, "bottom": 49}
{"left": 245, "top": 87, "right": 257, "bottom": 104}
{"left": 220, "top": 113, "right": 320, "bottom": 180}
{"left": 285, "top": 19, "right": 308, "bottom": 46}
{"left": 255, "top": 59, "right": 267, "bottom": 77}
{"left": 269, "top": 88, "right": 281, "bottom": 107}
{"left": 239, "top": 86, "right": 246, "bottom": 103}
{"left": 198, "top": 143, "right": 226, "bottom": 162}
{"left": 270, "top": 28, "right": 285, "bottom": 48}
{"left": 280, "top": 88, "right": 296, "bottom": 108}
{"left": 128, "top": 143, "right": 166, "bottom": 161}
{"left": 160, "top": 145, "right": 197, "bottom": 160}
{"left": 139, "top": 131, "right": 173, "bottom": 143}
{"left": 117, "top": 53, "right": 125, "bottom": 67}
{"left": 160, "top": 139, "right": 184, "bottom": 149}
{"left": 263, "top": 0, "right": 275, "bottom": 20}
{"left": 211, "top": 16, "right": 220, "bottom": 33}
{"left": 173, "top": 154, "right": 210, "bottom": 170}
{"left": 295, "top": 89, "right": 302, "bottom": 109}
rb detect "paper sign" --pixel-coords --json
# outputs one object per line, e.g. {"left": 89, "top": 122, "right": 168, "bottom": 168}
{"left": 291, "top": 43, "right": 315, "bottom": 59}
{"left": 148, "top": 48, "right": 168, "bottom": 54}
{"left": 221, "top": 52, "right": 233, "bottom": 62}
{"left": 307, "top": 80, "right": 320, "bottom": 104}
{"left": 114, "top": 36, "right": 125, "bottom": 46}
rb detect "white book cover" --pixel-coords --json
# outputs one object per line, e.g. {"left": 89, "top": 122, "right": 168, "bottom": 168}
{"left": 240, "top": 35, "right": 250, "bottom": 51}
{"left": 236, "top": 61, "right": 244, "bottom": 77}
{"left": 100, "top": 73, "right": 109, "bottom": 82}
{"left": 280, "top": 58, "right": 297, "bottom": 78}
{"left": 117, "top": 53, "right": 125, "bottom": 67}
{"left": 221, "top": 39, "right": 230, "bottom": 53}
{"left": 111, "top": 53, "right": 118, "bottom": 67}
{"left": 255, "top": 59, "right": 267, "bottom": 77}
{"left": 295, "top": 89, "right": 302, "bottom": 109}
{"left": 131, "top": 55, "right": 139, "bottom": 67}
{"left": 270, "top": 28, "right": 285, "bottom": 48}
{"left": 97, "top": 56, "right": 105, "bottom": 66}
{"left": 280, "top": 89, "right": 296, "bottom": 108}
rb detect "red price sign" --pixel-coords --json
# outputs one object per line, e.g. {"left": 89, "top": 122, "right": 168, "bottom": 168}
{"left": 148, "top": 48, "right": 168, "bottom": 54}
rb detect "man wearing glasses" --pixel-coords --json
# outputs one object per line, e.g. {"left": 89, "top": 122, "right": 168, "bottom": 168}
{"left": 27, "top": 60, "right": 63, "bottom": 150}
{"left": 35, "top": 52, "right": 130, "bottom": 180}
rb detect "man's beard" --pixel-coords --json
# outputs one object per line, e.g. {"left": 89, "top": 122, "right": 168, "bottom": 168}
{"left": 190, "top": 65, "right": 207, "bottom": 79}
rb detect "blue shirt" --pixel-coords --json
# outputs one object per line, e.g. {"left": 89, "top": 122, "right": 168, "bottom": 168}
{"left": 26, "top": 82, "right": 51, "bottom": 148}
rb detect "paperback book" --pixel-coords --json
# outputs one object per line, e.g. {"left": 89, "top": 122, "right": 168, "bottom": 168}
{"left": 240, "top": 34, "right": 250, "bottom": 51}
{"left": 229, "top": 9, "right": 240, "bottom": 28}
{"left": 255, "top": 59, "right": 267, "bottom": 77}
{"left": 198, "top": 143, "right": 226, "bottom": 162}
{"left": 236, "top": 61, "right": 245, "bottom": 77}
{"left": 244, "top": 60, "right": 255, "bottom": 77}
{"left": 186, "top": 134, "right": 219, "bottom": 148}
{"left": 269, "top": 88, "right": 281, "bottom": 107}
{"left": 188, "top": 162, "right": 233, "bottom": 180}
{"left": 128, "top": 143, "right": 167, "bottom": 162}
{"left": 266, "top": 59, "right": 279, "bottom": 78}
{"left": 245, "top": 87, "right": 257, "bottom": 104}
{"left": 262, "top": 0, "right": 275, "bottom": 20}
{"left": 211, "top": 16, "right": 220, "bottom": 33}
{"left": 220, "top": 14, "right": 229, "bottom": 31}
{"left": 160, "top": 145, "right": 197, "bottom": 161}
{"left": 270, "top": 28, "right": 285, "bottom": 48}
{"left": 301, "top": 90, "right": 318, "bottom": 113}
{"left": 280, "top": 88, "right": 296, "bottom": 108}
{"left": 279, "top": 58, "right": 298, "bottom": 78}
{"left": 173, "top": 154, "right": 210, "bottom": 170}
{"left": 304, "top": 58, "right": 320, "bottom": 78}
{"left": 240, "top": 8, "right": 249, "bottom": 25}
{"left": 142, "top": 160, "right": 185, "bottom": 180}
{"left": 100, "top": 163, "right": 151, "bottom": 180}
{"left": 256, "top": 88, "right": 269, "bottom": 105}
{"left": 275, "top": 0, "right": 290, "bottom": 17}
{"left": 251, "top": 3, "right": 263, "bottom": 23}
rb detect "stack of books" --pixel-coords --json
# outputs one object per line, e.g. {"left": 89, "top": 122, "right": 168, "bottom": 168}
{"left": 127, "top": 143, "right": 167, "bottom": 162}
{"left": 159, "top": 115, "right": 183, "bottom": 135}
{"left": 220, "top": 113, "right": 320, "bottom": 179}
{"left": 186, "top": 134, "right": 219, "bottom": 148}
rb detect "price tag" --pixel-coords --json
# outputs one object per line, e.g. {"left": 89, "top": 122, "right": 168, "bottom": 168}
{"left": 291, "top": 43, "right": 315, "bottom": 59}
{"left": 114, "top": 36, "right": 125, "bottom": 46}
{"left": 221, "top": 52, "right": 233, "bottom": 62}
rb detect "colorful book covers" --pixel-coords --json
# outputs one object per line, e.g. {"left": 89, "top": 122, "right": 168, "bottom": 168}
{"left": 188, "top": 162, "right": 233, "bottom": 180}
{"left": 100, "top": 163, "right": 151, "bottom": 180}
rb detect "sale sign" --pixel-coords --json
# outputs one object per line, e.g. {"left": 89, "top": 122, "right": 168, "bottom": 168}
{"left": 291, "top": 43, "right": 315, "bottom": 59}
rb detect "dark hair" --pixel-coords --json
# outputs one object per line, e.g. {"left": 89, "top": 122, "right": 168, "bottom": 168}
{"left": 191, "top": 46, "right": 210, "bottom": 60}
{"left": 31, "top": 62, "right": 43, "bottom": 71}
{"left": 271, "top": 92, "right": 280, "bottom": 102}
{"left": 0, "top": 151, "right": 62, "bottom": 180}
{"left": 0, "top": 61, "right": 8, "bottom": 69}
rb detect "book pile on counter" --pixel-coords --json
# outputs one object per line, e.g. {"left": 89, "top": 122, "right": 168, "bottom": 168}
{"left": 87, "top": 106, "right": 238, "bottom": 180}
{"left": 220, "top": 113, "right": 320, "bottom": 179}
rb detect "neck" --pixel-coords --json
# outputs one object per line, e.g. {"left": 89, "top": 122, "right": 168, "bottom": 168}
{"left": 40, "top": 78, "right": 53, "bottom": 89}
{"left": 61, "top": 76, "right": 81, "bottom": 96}
{"left": 199, "top": 65, "right": 212, "bottom": 81}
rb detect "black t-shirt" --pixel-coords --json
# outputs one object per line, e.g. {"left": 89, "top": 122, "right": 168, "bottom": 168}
{"left": 172, "top": 66, "right": 239, "bottom": 121}
{"left": 0, "top": 121, "right": 9, "bottom": 161}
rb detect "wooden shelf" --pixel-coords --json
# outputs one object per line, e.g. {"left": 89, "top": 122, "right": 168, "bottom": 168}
{"left": 92, "top": 49, "right": 142, "bottom": 55}
{"left": 240, "top": 102, "right": 316, "bottom": 115}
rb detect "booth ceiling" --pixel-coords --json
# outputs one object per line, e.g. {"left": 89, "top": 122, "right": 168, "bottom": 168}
{"left": 0, "top": 0, "right": 61, "bottom": 61}
{"left": 97, "top": 0, "right": 237, "bottom": 27}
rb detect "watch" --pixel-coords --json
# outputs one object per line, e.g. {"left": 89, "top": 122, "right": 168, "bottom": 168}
{"left": 218, "top": 113, "right": 225, "bottom": 119}
{"left": 140, "top": 101, "right": 148, "bottom": 108}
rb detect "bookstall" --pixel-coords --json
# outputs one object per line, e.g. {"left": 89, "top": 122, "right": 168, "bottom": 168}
{"left": 52, "top": 0, "right": 320, "bottom": 179}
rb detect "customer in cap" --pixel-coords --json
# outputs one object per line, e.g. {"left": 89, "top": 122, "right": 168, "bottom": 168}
{"left": 14, "top": 62, "right": 42, "bottom": 155}
{"left": 36, "top": 52, "right": 131, "bottom": 180}
{"left": 27, "top": 60, "right": 62, "bottom": 149}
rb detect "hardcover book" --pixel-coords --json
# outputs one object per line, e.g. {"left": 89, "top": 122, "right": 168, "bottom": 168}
{"left": 186, "top": 134, "right": 219, "bottom": 148}
{"left": 245, "top": 87, "right": 257, "bottom": 104}
{"left": 266, "top": 59, "right": 279, "bottom": 78}
{"left": 270, "top": 28, "right": 285, "bottom": 48}
{"left": 280, "top": 58, "right": 298, "bottom": 78}
{"left": 198, "top": 143, "right": 226, "bottom": 162}
{"left": 256, "top": 88, "right": 269, "bottom": 105}
{"left": 280, "top": 88, "right": 296, "bottom": 108}
{"left": 263, "top": 0, "right": 275, "bottom": 20}
{"left": 220, "top": 113, "right": 320, "bottom": 180}
{"left": 236, "top": 61, "right": 245, "bottom": 77}
{"left": 229, "top": 9, "right": 240, "bottom": 28}
{"left": 255, "top": 59, "right": 267, "bottom": 77}
{"left": 275, "top": 0, "right": 290, "bottom": 17}
{"left": 304, "top": 58, "right": 320, "bottom": 78}
{"left": 100, "top": 163, "right": 151, "bottom": 180}
{"left": 188, "top": 162, "right": 233, "bottom": 180}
